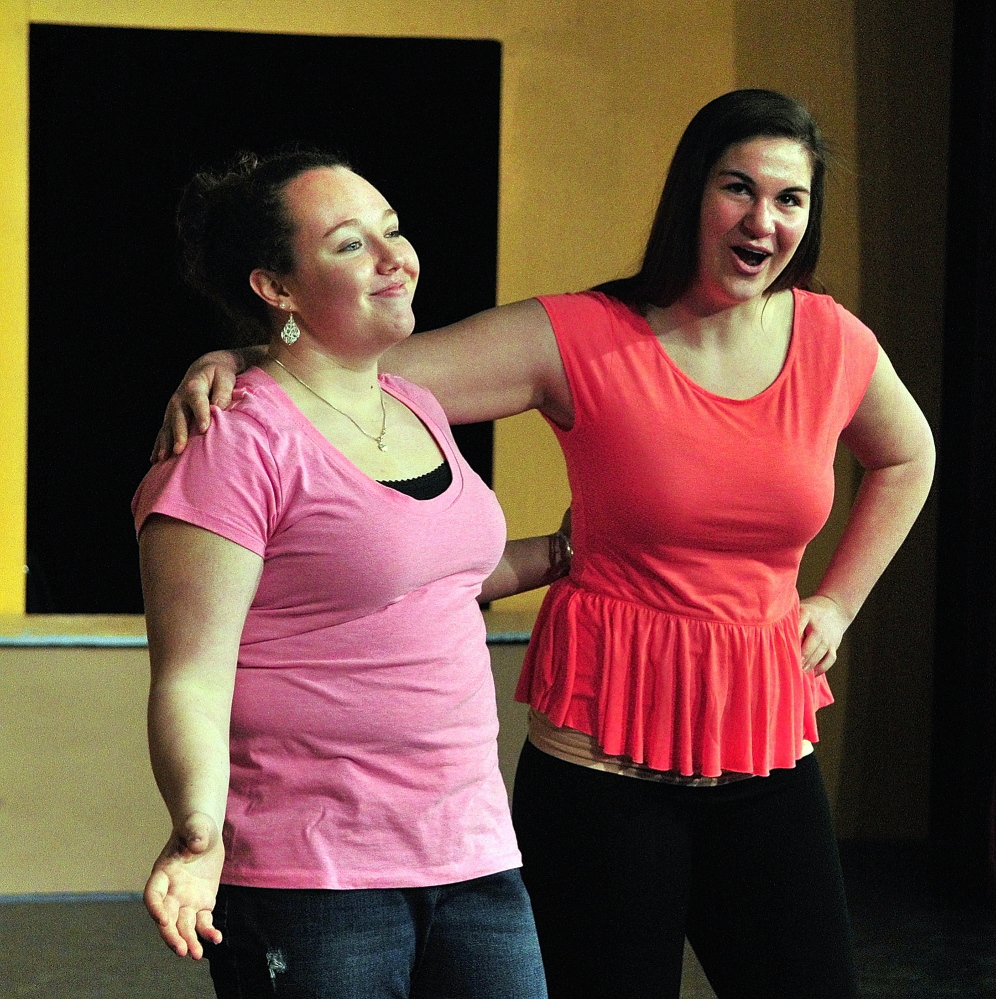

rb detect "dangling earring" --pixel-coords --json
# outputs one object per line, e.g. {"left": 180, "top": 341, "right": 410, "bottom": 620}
{"left": 280, "top": 311, "right": 301, "bottom": 345}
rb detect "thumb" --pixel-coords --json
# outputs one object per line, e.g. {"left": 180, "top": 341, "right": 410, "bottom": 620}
{"left": 797, "top": 604, "right": 810, "bottom": 639}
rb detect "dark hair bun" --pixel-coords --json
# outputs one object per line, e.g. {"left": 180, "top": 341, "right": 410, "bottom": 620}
{"left": 177, "top": 148, "right": 350, "bottom": 343}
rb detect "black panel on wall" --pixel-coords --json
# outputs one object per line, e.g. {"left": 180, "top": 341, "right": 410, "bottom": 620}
{"left": 28, "top": 25, "right": 500, "bottom": 613}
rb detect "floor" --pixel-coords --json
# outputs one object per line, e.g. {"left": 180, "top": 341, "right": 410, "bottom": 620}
{"left": 2, "top": 843, "right": 994, "bottom": 998}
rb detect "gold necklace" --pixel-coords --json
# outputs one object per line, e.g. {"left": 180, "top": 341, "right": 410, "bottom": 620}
{"left": 271, "top": 357, "right": 388, "bottom": 452}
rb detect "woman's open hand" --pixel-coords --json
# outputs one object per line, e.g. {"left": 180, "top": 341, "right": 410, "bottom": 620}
{"left": 798, "top": 594, "right": 850, "bottom": 675}
{"left": 151, "top": 350, "right": 244, "bottom": 462}
{"left": 144, "top": 812, "right": 226, "bottom": 959}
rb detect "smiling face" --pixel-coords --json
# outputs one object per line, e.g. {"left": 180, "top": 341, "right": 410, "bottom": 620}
{"left": 689, "top": 136, "right": 813, "bottom": 312}
{"left": 265, "top": 167, "right": 419, "bottom": 358}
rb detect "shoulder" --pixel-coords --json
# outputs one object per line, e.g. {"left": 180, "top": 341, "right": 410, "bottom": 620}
{"left": 537, "top": 291, "right": 645, "bottom": 358}
{"left": 379, "top": 372, "right": 447, "bottom": 426}
{"left": 223, "top": 367, "right": 285, "bottom": 432}
{"left": 794, "top": 289, "right": 878, "bottom": 355}
{"left": 792, "top": 289, "right": 880, "bottom": 402}
{"left": 793, "top": 289, "right": 875, "bottom": 340}
{"left": 537, "top": 290, "right": 636, "bottom": 325}
{"left": 143, "top": 369, "right": 284, "bottom": 490}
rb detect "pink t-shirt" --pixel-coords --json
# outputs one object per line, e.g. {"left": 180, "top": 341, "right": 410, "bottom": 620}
{"left": 516, "top": 289, "right": 879, "bottom": 777}
{"left": 133, "top": 367, "right": 519, "bottom": 889}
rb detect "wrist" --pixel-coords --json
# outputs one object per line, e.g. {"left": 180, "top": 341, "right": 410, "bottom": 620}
{"left": 548, "top": 530, "right": 573, "bottom": 580}
{"left": 811, "top": 591, "right": 857, "bottom": 625}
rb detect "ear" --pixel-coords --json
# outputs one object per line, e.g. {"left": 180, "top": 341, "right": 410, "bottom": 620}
{"left": 250, "top": 268, "right": 296, "bottom": 312}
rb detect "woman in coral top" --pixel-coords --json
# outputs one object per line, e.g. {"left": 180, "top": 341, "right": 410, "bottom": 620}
{"left": 154, "top": 92, "right": 935, "bottom": 998}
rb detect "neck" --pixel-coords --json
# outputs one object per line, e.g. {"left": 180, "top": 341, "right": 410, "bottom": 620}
{"left": 655, "top": 291, "right": 781, "bottom": 348}
{"left": 269, "top": 341, "right": 382, "bottom": 400}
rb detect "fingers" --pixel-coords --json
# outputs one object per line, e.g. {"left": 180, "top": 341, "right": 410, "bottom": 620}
{"left": 150, "top": 359, "right": 239, "bottom": 462}
{"left": 143, "top": 816, "right": 223, "bottom": 961}
{"left": 145, "top": 877, "right": 188, "bottom": 957}
{"left": 195, "top": 909, "right": 223, "bottom": 946}
{"left": 150, "top": 428, "right": 169, "bottom": 464}
{"left": 800, "top": 621, "right": 838, "bottom": 674}
{"left": 798, "top": 596, "right": 847, "bottom": 674}
{"left": 144, "top": 879, "right": 217, "bottom": 959}
{"left": 143, "top": 872, "right": 171, "bottom": 927}
{"left": 804, "top": 643, "right": 837, "bottom": 674}
{"left": 176, "top": 905, "right": 203, "bottom": 960}
{"left": 170, "top": 399, "right": 194, "bottom": 453}
{"left": 150, "top": 398, "right": 191, "bottom": 464}
{"left": 207, "top": 369, "right": 236, "bottom": 411}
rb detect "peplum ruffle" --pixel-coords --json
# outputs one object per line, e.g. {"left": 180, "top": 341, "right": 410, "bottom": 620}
{"left": 516, "top": 579, "right": 833, "bottom": 778}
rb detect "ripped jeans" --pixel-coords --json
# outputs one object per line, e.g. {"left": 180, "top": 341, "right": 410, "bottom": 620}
{"left": 203, "top": 869, "right": 547, "bottom": 999}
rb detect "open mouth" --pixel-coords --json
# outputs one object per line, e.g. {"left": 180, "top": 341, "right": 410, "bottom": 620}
{"left": 732, "top": 246, "right": 771, "bottom": 267}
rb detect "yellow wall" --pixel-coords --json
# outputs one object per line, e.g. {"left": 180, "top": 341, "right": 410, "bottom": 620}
{"left": 732, "top": 0, "right": 864, "bottom": 824}
{"left": 0, "top": 1, "right": 28, "bottom": 614}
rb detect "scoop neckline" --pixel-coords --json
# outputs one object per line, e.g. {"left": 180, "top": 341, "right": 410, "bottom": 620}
{"left": 246, "top": 366, "right": 463, "bottom": 505}
{"left": 640, "top": 287, "right": 800, "bottom": 403}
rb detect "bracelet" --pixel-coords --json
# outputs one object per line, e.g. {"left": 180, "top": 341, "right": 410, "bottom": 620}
{"left": 548, "top": 530, "right": 574, "bottom": 578}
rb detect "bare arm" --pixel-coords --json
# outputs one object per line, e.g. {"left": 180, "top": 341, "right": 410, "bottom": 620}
{"left": 140, "top": 515, "right": 263, "bottom": 958}
{"left": 479, "top": 527, "right": 572, "bottom": 604}
{"left": 798, "top": 346, "right": 936, "bottom": 674}
{"left": 382, "top": 299, "right": 570, "bottom": 425}
{"left": 152, "top": 299, "right": 571, "bottom": 459}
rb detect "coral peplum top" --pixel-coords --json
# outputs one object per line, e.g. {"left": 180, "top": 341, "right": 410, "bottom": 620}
{"left": 515, "top": 290, "right": 879, "bottom": 777}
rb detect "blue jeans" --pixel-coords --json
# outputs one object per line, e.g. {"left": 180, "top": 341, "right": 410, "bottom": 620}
{"left": 204, "top": 869, "right": 547, "bottom": 999}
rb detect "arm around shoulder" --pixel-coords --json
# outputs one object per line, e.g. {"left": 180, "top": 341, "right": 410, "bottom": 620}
{"left": 381, "top": 298, "right": 573, "bottom": 427}
{"left": 152, "top": 345, "right": 267, "bottom": 461}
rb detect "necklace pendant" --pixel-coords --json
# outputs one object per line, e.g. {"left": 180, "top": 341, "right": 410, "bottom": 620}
{"left": 377, "top": 439, "right": 388, "bottom": 452}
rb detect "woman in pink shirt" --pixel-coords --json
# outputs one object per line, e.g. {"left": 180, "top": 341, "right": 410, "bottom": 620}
{"left": 134, "top": 150, "right": 562, "bottom": 999}
{"left": 154, "top": 92, "right": 934, "bottom": 998}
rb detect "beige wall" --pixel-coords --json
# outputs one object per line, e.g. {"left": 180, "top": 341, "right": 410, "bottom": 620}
{"left": 0, "top": 626, "right": 530, "bottom": 895}
{"left": 0, "top": 643, "right": 160, "bottom": 893}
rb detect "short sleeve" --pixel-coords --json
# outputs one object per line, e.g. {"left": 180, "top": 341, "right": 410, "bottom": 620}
{"left": 132, "top": 405, "right": 281, "bottom": 556}
{"left": 536, "top": 291, "right": 616, "bottom": 373}
{"left": 835, "top": 302, "right": 880, "bottom": 423}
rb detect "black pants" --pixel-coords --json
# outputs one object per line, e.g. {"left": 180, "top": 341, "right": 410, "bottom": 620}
{"left": 512, "top": 740, "right": 857, "bottom": 999}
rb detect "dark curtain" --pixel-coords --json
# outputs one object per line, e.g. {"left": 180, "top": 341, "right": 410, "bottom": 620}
{"left": 931, "top": 0, "right": 996, "bottom": 904}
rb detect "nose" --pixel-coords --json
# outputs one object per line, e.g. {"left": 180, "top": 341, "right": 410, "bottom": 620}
{"left": 740, "top": 198, "right": 776, "bottom": 237}
{"left": 375, "top": 236, "right": 408, "bottom": 274}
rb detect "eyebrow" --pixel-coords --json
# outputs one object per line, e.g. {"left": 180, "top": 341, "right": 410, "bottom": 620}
{"left": 718, "top": 169, "right": 810, "bottom": 194}
{"left": 322, "top": 207, "right": 398, "bottom": 239}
